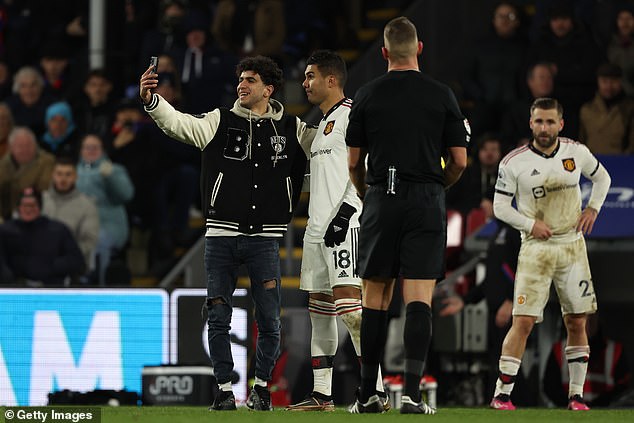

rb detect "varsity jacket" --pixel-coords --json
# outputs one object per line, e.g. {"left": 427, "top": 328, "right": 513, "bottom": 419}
{"left": 145, "top": 94, "right": 315, "bottom": 236}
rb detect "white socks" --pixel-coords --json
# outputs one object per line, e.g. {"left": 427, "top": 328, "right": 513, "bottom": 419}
{"left": 309, "top": 298, "right": 338, "bottom": 396}
{"left": 494, "top": 355, "right": 521, "bottom": 396}
{"left": 566, "top": 345, "right": 590, "bottom": 398}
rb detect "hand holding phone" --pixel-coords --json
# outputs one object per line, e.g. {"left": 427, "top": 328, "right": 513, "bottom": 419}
{"left": 149, "top": 56, "right": 159, "bottom": 74}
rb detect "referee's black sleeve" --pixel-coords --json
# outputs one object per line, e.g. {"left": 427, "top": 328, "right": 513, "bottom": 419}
{"left": 346, "top": 87, "right": 367, "bottom": 148}
{"left": 442, "top": 87, "right": 469, "bottom": 149}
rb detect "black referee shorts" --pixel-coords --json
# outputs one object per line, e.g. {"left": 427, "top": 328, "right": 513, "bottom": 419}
{"left": 358, "top": 182, "right": 446, "bottom": 280}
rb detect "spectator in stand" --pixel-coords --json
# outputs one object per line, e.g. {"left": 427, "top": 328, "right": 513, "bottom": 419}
{"left": 76, "top": 134, "right": 134, "bottom": 285}
{"left": 172, "top": 10, "right": 238, "bottom": 113}
{"left": 108, "top": 99, "right": 154, "bottom": 230}
{"left": 607, "top": 4, "right": 634, "bottom": 97}
{"left": 543, "top": 313, "right": 631, "bottom": 407}
{"left": 151, "top": 53, "right": 184, "bottom": 105}
{"left": 501, "top": 62, "right": 555, "bottom": 151}
{"left": 42, "top": 157, "right": 99, "bottom": 273}
{"left": 138, "top": 0, "right": 187, "bottom": 75}
{"left": 0, "top": 127, "right": 54, "bottom": 222}
{"left": 40, "top": 101, "right": 80, "bottom": 159}
{"left": 155, "top": 52, "right": 177, "bottom": 74}
{"left": 72, "top": 70, "right": 116, "bottom": 141}
{"left": 211, "top": 0, "right": 245, "bottom": 55}
{"left": 580, "top": 63, "right": 634, "bottom": 155}
{"left": 5, "top": 66, "right": 55, "bottom": 137}
{"left": 210, "top": 0, "right": 286, "bottom": 66}
{"left": 0, "top": 187, "right": 85, "bottom": 286}
{"left": 446, "top": 134, "right": 502, "bottom": 220}
{"left": 462, "top": 1, "right": 528, "bottom": 136}
{"left": 0, "top": 103, "right": 15, "bottom": 157}
{"left": 252, "top": 0, "right": 286, "bottom": 65}
{"left": 38, "top": 40, "right": 73, "bottom": 101}
{"left": 526, "top": 1, "right": 604, "bottom": 138}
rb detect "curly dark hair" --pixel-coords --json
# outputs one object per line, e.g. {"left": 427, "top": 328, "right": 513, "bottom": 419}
{"left": 236, "top": 55, "right": 283, "bottom": 94}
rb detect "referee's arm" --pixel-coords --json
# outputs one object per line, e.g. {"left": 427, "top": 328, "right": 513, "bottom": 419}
{"left": 348, "top": 146, "right": 368, "bottom": 199}
{"left": 444, "top": 146, "right": 467, "bottom": 189}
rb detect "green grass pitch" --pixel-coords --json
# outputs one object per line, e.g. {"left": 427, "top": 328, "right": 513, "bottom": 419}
{"left": 3, "top": 406, "right": 633, "bottom": 422}
{"left": 99, "top": 406, "right": 634, "bottom": 423}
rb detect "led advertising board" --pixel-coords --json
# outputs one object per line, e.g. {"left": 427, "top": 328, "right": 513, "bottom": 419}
{"left": 0, "top": 289, "right": 168, "bottom": 406}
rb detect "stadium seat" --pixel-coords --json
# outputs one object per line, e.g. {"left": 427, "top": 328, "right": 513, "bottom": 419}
{"left": 465, "top": 207, "right": 487, "bottom": 236}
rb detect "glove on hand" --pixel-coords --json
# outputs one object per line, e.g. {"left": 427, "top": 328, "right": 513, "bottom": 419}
{"left": 324, "top": 202, "right": 357, "bottom": 247}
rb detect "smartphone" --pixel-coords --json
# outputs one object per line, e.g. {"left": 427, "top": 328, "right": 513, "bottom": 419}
{"left": 149, "top": 56, "right": 159, "bottom": 74}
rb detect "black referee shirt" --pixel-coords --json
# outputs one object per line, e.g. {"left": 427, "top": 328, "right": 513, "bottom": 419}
{"left": 346, "top": 70, "right": 469, "bottom": 186}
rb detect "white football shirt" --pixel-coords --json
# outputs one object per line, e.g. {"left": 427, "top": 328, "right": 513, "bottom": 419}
{"left": 304, "top": 98, "right": 362, "bottom": 243}
{"left": 494, "top": 138, "right": 604, "bottom": 242}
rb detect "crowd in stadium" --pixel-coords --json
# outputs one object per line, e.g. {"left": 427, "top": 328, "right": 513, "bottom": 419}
{"left": 0, "top": 0, "right": 632, "bottom": 410}
{"left": 0, "top": 0, "right": 632, "bottom": 284}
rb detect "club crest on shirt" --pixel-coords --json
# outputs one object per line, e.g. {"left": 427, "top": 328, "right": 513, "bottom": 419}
{"left": 517, "top": 295, "right": 526, "bottom": 305}
{"left": 270, "top": 136, "right": 286, "bottom": 153}
{"left": 562, "top": 158, "right": 576, "bottom": 172}
{"left": 323, "top": 120, "right": 335, "bottom": 136}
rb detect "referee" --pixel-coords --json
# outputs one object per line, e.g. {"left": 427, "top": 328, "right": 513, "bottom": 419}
{"left": 346, "top": 16, "right": 468, "bottom": 414}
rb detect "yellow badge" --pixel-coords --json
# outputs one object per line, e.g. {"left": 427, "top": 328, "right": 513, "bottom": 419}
{"left": 323, "top": 120, "right": 335, "bottom": 136}
{"left": 562, "top": 158, "right": 576, "bottom": 172}
{"left": 517, "top": 295, "right": 526, "bottom": 305}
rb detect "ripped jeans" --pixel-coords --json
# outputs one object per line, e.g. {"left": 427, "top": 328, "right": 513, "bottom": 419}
{"left": 204, "top": 236, "right": 281, "bottom": 384}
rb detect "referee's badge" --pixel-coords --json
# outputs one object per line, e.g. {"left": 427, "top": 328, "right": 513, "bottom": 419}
{"left": 323, "top": 120, "right": 335, "bottom": 135}
{"left": 562, "top": 158, "right": 576, "bottom": 172}
{"left": 463, "top": 118, "right": 471, "bottom": 143}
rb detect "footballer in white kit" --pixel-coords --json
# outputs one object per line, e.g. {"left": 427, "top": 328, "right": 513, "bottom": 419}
{"left": 490, "top": 97, "right": 611, "bottom": 412}
{"left": 286, "top": 50, "right": 388, "bottom": 412}
{"left": 300, "top": 97, "right": 363, "bottom": 293}
{"left": 494, "top": 137, "right": 609, "bottom": 320}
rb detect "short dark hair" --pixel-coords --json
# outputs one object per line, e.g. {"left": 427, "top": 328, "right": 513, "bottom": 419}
{"left": 54, "top": 156, "right": 76, "bottom": 168}
{"left": 306, "top": 50, "right": 347, "bottom": 87}
{"left": 530, "top": 97, "right": 563, "bottom": 118}
{"left": 236, "top": 55, "right": 283, "bottom": 93}
{"left": 85, "top": 69, "right": 111, "bottom": 83}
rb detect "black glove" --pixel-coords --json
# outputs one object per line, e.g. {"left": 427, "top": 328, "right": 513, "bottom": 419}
{"left": 324, "top": 202, "right": 357, "bottom": 247}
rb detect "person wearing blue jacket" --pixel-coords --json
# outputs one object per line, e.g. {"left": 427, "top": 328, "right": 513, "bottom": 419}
{"left": 76, "top": 133, "right": 134, "bottom": 284}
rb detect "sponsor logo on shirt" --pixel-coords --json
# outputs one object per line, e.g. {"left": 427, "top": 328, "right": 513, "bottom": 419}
{"left": 532, "top": 183, "right": 577, "bottom": 199}
{"left": 310, "top": 148, "right": 333, "bottom": 158}
{"left": 532, "top": 186, "right": 546, "bottom": 198}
